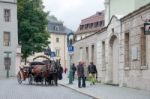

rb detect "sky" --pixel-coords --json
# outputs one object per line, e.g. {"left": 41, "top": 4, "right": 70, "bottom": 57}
{"left": 43, "top": 0, "right": 104, "bottom": 31}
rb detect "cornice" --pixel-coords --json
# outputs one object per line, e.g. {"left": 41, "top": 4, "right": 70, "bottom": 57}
{"left": 0, "top": 0, "right": 17, "bottom": 4}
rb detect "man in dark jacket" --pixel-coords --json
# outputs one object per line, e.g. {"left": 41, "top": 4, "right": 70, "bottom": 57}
{"left": 71, "top": 63, "right": 76, "bottom": 81}
{"left": 88, "top": 62, "right": 97, "bottom": 85}
{"left": 77, "top": 61, "right": 86, "bottom": 88}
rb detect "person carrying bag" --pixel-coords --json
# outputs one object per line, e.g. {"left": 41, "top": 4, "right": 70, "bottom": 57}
{"left": 88, "top": 62, "right": 97, "bottom": 85}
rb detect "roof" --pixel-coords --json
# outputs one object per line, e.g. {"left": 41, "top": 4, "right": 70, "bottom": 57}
{"left": 75, "top": 27, "right": 107, "bottom": 43}
{"left": 47, "top": 16, "right": 73, "bottom": 35}
{"left": 75, "top": 10, "right": 105, "bottom": 35}
{"left": 81, "top": 11, "right": 105, "bottom": 25}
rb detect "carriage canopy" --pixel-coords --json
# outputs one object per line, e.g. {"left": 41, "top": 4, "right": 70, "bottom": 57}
{"left": 33, "top": 55, "right": 50, "bottom": 61}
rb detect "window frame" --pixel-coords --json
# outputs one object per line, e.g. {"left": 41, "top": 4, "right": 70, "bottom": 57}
{"left": 3, "top": 31, "right": 11, "bottom": 46}
{"left": 4, "top": 9, "right": 11, "bottom": 22}
{"left": 56, "top": 37, "right": 59, "bottom": 43}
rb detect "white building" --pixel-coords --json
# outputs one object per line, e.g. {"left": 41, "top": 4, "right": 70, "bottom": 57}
{"left": 0, "top": 0, "right": 20, "bottom": 78}
{"left": 73, "top": 3, "right": 150, "bottom": 91}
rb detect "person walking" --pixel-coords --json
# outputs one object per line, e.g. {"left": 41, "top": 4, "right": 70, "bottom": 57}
{"left": 71, "top": 63, "right": 76, "bottom": 81}
{"left": 88, "top": 62, "right": 97, "bottom": 85}
{"left": 77, "top": 61, "right": 86, "bottom": 88}
{"left": 64, "top": 67, "right": 68, "bottom": 74}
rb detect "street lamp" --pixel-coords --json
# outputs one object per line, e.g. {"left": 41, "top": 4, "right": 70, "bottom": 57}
{"left": 67, "top": 32, "right": 74, "bottom": 84}
{"left": 4, "top": 51, "right": 12, "bottom": 78}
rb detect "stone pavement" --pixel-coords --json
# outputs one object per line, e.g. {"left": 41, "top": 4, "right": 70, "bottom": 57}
{"left": 59, "top": 76, "right": 150, "bottom": 99}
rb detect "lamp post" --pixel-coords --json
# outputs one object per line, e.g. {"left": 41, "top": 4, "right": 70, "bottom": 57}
{"left": 67, "top": 32, "right": 74, "bottom": 84}
{"left": 4, "top": 51, "right": 12, "bottom": 78}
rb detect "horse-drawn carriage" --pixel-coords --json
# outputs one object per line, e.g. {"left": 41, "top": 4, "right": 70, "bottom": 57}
{"left": 17, "top": 55, "right": 63, "bottom": 86}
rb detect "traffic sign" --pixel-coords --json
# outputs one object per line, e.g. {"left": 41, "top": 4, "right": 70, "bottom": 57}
{"left": 50, "top": 52, "right": 56, "bottom": 57}
{"left": 68, "top": 45, "right": 74, "bottom": 52}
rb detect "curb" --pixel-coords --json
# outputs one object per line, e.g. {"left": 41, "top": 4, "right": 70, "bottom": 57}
{"left": 60, "top": 83, "right": 100, "bottom": 99}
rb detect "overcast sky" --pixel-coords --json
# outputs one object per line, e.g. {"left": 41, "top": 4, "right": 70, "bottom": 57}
{"left": 43, "top": 0, "right": 104, "bottom": 31}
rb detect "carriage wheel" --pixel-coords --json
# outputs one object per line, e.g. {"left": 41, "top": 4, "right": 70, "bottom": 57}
{"left": 28, "top": 74, "right": 33, "bottom": 85}
{"left": 17, "top": 74, "right": 22, "bottom": 84}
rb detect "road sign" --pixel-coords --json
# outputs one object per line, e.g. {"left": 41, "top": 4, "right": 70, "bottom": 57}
{"left": 50, "top": 52, "right": 56, "bottom": 57}
{"left": 68, "top": 45, "right": 74, "bottom": 52}
{"left": 4, "top": 57, "right": 11, "bottom": 70}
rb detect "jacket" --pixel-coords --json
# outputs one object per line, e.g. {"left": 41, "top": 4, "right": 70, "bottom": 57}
{"left": 88, "top": 64, "right": 97, "bottom": 74}
{"left": 77, "top": 64, "right": 84, "bottom": 77}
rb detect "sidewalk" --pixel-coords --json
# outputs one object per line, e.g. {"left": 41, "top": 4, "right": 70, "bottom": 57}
{"left": 59, "top": 76, "right": 150, "bottom": 99}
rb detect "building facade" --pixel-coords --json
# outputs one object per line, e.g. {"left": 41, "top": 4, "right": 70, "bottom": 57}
{"left": 73, "top": 3, "right": 150, "bottom": 90}
{"left": 0, "top": 0, "right": 20, "bottom": 78}
{"left": 120, "top": 4, "right": 150, "bottom": 90}
{"left": 75, "top": 11, "right": 105, "bottom": 41}
{"left": 47, "top": 16, "right": 72, "bottom": 69}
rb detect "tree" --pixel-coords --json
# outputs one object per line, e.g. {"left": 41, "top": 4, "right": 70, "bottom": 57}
{"left": 18, "top": 0, "right": 50, "bottom": 64}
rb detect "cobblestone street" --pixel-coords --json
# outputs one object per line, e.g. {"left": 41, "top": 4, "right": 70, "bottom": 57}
{"left": 0, "top": 78, "right": 93, "bottom": 99}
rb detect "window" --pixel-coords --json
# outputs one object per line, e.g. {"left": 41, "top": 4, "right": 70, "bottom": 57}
{"left": 141, "top": 27, "right": 146, "bottom": 66}
{"left": 86, "top": 47, "right": 89, "bottom": 63}
{"left": 85, "top": 24, "right": 88, "bottom": 29}
{"left": 94, "top": 22, "right": 98, "bottom": 27}
{"left": 56, "top": 38, "right": 59, "bottom": 43}
{"left": 54, "top": 26, "right": 59, "bottom": 31}
{"left": 102, "top": 41, "right": 106, "bottom": 70}
{"left": 89, "top": 23, "right": 93, "bottom": 28}
{"left": 4, "top": 9, "right": 10, "bottom": 22}
{"left": 80, "top": 25, "right": 84, "bottom": 30}
{"left": 56, "top": 49, "right": 60, "bottom": 57}
{"left": 91, "top": 45, "right": 94, "bottom": 62}
{"left": 99, "top": 21, "right": 104, "bottom": 27}
{"left": 80, "top": 47, "right": 83, "bottom": 60}
{"left": 3, "top": 32, "right": 10, "bottom": 46}
{"left": 125, "top": 33, "right": 130, "bottom": 68}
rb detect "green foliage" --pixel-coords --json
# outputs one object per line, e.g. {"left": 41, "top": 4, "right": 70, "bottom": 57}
{"left": 18, "top": 0, "right": 49, "bottom": 62}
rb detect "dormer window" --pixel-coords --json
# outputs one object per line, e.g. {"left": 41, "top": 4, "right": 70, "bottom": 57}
{"left": 80, "top": 25, "right": 84, "bottom": 30}
{"left": 85, "top": 24, "right": 88, "bottom": 29}
{"left": 89, "top": 23, "right": 93, "bottom": 28}
{"left": 94, "top": 22, "right": 99, "bottom": 27}
{"left": 54, "top": 26, "right": 59, "bottom": 31}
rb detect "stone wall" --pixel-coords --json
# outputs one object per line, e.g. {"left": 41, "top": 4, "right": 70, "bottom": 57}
{"left": 121, "top": 4, "right": 150, "bottom": 91}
